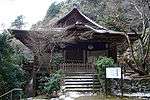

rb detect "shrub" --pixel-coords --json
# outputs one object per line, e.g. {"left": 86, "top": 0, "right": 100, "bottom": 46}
{"left": 95, "top": 56, "right": 115, "bottom": 78}
{"left": 50, "top": 52, "right": 63, "bottom": 72}
{"left": 95, "top": 56, "right": 115, "bottom": 93}
{"left": 42, "top": 70, "right": 63, "bottom": 97}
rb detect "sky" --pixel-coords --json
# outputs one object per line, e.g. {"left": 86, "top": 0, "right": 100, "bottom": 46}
{"left": 0, "top": 0, "right": 63, "bottom": 30}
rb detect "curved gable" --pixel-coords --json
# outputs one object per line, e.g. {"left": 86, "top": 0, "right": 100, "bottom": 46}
{"left": 54, "top": 7, "right": 107, "bottom": 30}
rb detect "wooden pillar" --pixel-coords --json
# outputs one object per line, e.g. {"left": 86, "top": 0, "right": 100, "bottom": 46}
{"left": 83, "top": 50, "right": 87, "bottom": 64}
{"left": 63, "top": 50, "right": 66, "bottom": 63}
{"left": 32, "top": 55, "right": 41, "bottom": 97}
{"left": 108, "top": 43, "right": 117, "bottom": 62}
{"left": 33, "top": 55, "right": 38, "bottom": 97}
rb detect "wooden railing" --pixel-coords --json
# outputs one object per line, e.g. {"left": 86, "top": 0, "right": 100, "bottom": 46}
{"left": 0, "top": 88, "right": 23, "bottom": 100}
{"left": 65, "top": 60, "right": 83, "bottom": 63}
{"left": 60, "top": 63, "right": 95, "bottom": 74}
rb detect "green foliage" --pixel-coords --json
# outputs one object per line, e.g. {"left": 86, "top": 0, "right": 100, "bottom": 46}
{"left": 11, "top": 15, "right": 25, "bottom": 29}
{"left": 42, "top": 0, "right": 108, "bottom": 28}
{"left": 43, "top": 0, "right": 129, "bottom": 32}
{"left": 99, "top": 15, "right": 128, "bottom": 32}
{"left": 51, "top": 52, "right": 63, "bottom": 72}
{"left": 95, "top": 56, "right": 115, "bottom": 78}
{"left": 95, "top": 56, "right": 115, "bottom": 93}
{"left": 42, "top": 70, "right": 62, "bottom": 96}
{"left": 0, "top": 32, "right": 25, "bottom": 95}
{"left": 45, "top": 2, "right": 61, "bottom": 19}
{"left": 41, "top": 0, "right": 149, "bottom": 33}
{"left": 96, "top": 56, "right": 114, "bottom": 67}
{"left": 37, "top": 52, "right": 63, "bottom": 95}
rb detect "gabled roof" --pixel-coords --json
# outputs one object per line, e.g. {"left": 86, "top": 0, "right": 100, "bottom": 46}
{"left": 62, "top": 23, "right": 139, "bottom": 43}
{"left": 53, "top": 7, "right": 107, "bottom": 30}
{"left": 8, "top": 7, "right": 140, "bottom": 50}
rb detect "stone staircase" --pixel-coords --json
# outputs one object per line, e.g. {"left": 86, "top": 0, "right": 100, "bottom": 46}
{"left": 62, "top": 72, "right": 101, "bottom": 92}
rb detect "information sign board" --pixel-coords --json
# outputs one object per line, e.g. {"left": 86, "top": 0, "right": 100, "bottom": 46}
{"left": 106, "top": 67, "right": 121, "bottom": 79}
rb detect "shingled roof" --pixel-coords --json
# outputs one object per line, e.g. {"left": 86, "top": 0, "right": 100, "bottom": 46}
{"left": 8, "top": 7, "right": 140, "bottom": 50}
{"left": 53, "top": 7, "right": 107, "bottom": 30}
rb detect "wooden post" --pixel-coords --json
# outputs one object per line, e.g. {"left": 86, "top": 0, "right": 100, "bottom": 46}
{"left": 63, "top": 50, "right": 66, "bottom": 63}
{"left": 105, "top": 66, "right": 108, "bottom": 97}
{"left": 19, "top": 91, "right": 22, "bottom": 100}
{"left": 83, "top": 50, "right": 87, "bottom": 64}
{"left": 105, "top": 78, "right": 108, "bottom": 97}
{"left": 10, "top": 91, "right": 12, "bottom": 100}
{"left": 121, "top": 65, "right": 123, "bottom": 98}
{"left": 92, "top": 64, "right": 95, "bottom": 94}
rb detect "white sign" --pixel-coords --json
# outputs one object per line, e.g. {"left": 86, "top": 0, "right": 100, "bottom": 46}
{"left": 106, "top": 67, "right": 121, "bottom": 79}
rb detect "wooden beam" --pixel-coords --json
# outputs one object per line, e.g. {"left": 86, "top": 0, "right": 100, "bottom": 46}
{"left": 108, "top": 43, "right": 117, "bottom": 62}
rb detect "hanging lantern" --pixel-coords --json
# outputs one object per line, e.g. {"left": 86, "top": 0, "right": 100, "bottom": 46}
{"left": 88, "top": 44, "right": 94, "bottom": 50}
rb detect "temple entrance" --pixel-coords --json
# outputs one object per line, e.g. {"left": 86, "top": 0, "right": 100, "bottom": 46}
{"left": 62, "top": 42, "right": 110, "bottom": 73}
{"left": 65, "top": 48, "right": 84, "bottom": 63}
{"left": 87, "top": 50, "right": 108, "bottom": 64}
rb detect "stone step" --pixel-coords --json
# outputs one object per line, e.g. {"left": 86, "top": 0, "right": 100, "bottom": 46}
{"left": 64, "top": 88, "right": 100, "bottom": 92}
{"left": 64, "top": 78, "right": 98, "bottom": 82}
{"left": 65, "top": 73, "right": 97, "bottom": 76}
{"left": 64, "top": 76, "right": 96, "bottom": 79}
{"left": 63, "top": 84, "right": 101, "bottom": 88}
{"left": 65, "top": 81, "right": 99, "bottom": 85}
{"left": 62, "top": 72, "right": 99, "bottom": 92}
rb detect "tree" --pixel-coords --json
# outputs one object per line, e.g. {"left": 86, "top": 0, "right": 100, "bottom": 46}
{"left": 15, "top": 26, "right": 65, "bottom": 95}
{"left": 45, "top": 2, "right": 62, "bottom": 19}
{"left": 11, "top": 15, "right": 25, "bottom": 29}
{"left": 123, "top": 0, "right": 150, "bottom": 75}
{"left": 0, "top": 31, "right": 25, "bottom": 96}
{"left": 37, "top": 0, "right": 131, "bottom": 32}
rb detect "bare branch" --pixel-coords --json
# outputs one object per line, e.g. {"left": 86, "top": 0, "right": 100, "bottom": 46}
{"left": 124, "top": 32, "right": 139, "bottom": 67}
{"left": 131, "top": 2, "right": 148, "bottom": 39}
{"left": 145, "top": 0, "right": 150, "bottom": 11}
{"left": 143, "top": 30, "right": 150, "bottom": 62}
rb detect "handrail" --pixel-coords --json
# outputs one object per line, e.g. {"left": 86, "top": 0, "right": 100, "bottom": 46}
{"left": 60, "top": 63, "right": 96, "bottom": 73}
{"left": 0, "top": 88, "right": 23, "bottom": 99}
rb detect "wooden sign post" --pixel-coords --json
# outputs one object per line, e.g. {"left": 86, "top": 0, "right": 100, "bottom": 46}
{"left": 106, "top": 67, "right": 123, "bottom": 97}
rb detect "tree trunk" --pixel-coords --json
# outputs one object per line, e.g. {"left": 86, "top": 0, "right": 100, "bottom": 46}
{"left": 126, "top": 60, "right": 148, "bottom": 76}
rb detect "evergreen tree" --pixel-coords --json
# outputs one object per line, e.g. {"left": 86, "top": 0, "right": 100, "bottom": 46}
{"left": 11, "top": 15, "right": 25, "bottom": 29}
{"left": 0, "top": 31, "right": 25, "bottom": 95}
{"left": 45, "top": 2, "right": 61, "bottom": 19}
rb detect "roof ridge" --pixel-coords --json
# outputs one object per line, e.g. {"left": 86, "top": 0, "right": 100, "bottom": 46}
{"left": 77, "top": 9, "right": 107, "bottom": 30}
{"left": 55, "top": 7, "right": 107, "bottom": 30}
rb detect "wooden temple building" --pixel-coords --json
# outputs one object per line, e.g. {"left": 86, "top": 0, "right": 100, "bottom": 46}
{"left": 9, "top": 7, "right": 138, "bottom": 95}
{"left": 10, "top": 7, "right": 137, "bottom": 64}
